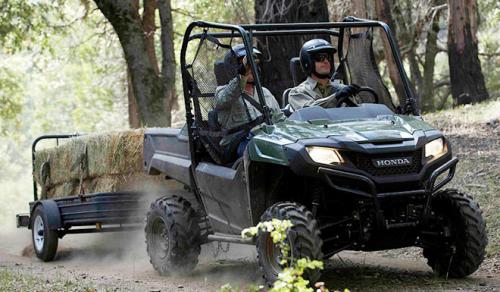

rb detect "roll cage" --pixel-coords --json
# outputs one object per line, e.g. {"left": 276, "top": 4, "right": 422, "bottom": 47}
{"left": 180, "top": 17, "right": 419, "bottom": 165}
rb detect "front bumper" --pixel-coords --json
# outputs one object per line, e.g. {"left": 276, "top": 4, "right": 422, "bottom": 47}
{"left": 318, "top": 156, "right": 458, "bottom": 230}
{"left": 318, "top": 156, "right": 458, "bottom": 198}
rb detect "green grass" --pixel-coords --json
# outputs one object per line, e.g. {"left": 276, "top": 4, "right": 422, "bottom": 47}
{"left": 0, "top": 267, "right": 123, "bottom": 292}
{"left": 0, "top": 268, "right": 79, "bottom": 291}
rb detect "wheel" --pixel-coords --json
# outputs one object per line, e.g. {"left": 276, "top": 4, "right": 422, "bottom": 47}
{"left": 256, "top": 202, "right": 323, "bottom": 285}
{"left": 357, "top": 86, "right": 379, "bottom": 104}
{"left": 145, "top": 195, "right": 201, "bottom": 276}
{"left": 31, "top": 205, "right": 58, "bottom": 261}
{"left": 335, "top": 85, "right": 379, "bottom": 107}
{"left": 422, "top": 189, "right": 487, "bottom": 278}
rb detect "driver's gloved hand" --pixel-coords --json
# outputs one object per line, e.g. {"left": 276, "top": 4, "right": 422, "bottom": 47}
{"left": 237, "top": 56, "right": 248, "bottom": 75}
{"left": 335, "top": 84, "right": 361, "bottom": 99}
{"left": 237, "top": 63, "right": 247, "bottom": 75}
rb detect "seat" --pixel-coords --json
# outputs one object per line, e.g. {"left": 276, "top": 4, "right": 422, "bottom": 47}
{"left": 280, "top": 58, "right": 306, "bottom": 109}
{"left": 281, "top": 88, "right": 291, "bottom": 107}
{"left": 214, "top": 60, "right": 231, "bottom": 86}
{"left": 290, "top": 57, "right": 306, "bottom": 86}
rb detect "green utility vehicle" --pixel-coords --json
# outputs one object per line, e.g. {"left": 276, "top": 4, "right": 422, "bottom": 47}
{"left": 142, "top": 18, "right": 487, "bottom": 283}
{"left": 18, "top": 17, "right": 487, "bottom": 285}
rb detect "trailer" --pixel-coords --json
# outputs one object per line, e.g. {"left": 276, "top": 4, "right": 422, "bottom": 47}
{"left": 16, "top": 135, "right": 148, "bottom": 261}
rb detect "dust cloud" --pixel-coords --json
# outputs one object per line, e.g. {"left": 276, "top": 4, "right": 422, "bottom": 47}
{"left": 0, "top": 170, "right": 33, "bottom": 256}
{"left": 0, "top": 177, "right": 260, "bottom": 288}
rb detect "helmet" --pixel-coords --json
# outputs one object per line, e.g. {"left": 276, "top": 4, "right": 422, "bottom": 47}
{"left": 299, "top": 39, "right": 336, "bottom": 76}
{"left": 223, "top": 44, "right": 262, "bottom": 77}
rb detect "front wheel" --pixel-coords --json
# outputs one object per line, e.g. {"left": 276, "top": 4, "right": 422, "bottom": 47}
{"left": 31, "top": 205, "right": 58, "bottom": 261}
{"left": 256, "top": 202, "right": 323, "bottom": 285}
{"left": 422, "top": 189, "right": 487, "bottom": 278}
{"left": 145, "top": 195, "right": 201, "bottom": 276}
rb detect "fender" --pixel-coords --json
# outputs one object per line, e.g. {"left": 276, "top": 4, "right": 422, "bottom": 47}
{"left": 30, "top": 200, "right": 62, "bottom": 230}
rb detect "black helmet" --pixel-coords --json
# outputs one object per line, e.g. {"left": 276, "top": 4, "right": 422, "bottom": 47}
{"left": 299, "top": 39, "right": 336, "bottom": 76}
{"left": 223, "top": 44, "right": 262, "bottom": 77}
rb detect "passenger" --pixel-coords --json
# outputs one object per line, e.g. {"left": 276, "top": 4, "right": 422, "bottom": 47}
{"left": 215, "top": 44, "right": 283, "bottom": 161}
{"left": 289, "top": 39, "right": 361, "bottom": 111}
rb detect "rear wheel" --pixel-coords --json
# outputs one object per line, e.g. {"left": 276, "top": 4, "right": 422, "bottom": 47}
{"left": 422, "top": 189, "right": 487, "bottom": 278}
{"left": 256, "top": 202, "right": 323, "bottom": 285}
{"left": 145, "top": 195, "right": 201, "bottom": 276}
{"left": 31, "top": 205, "right": 58, "bottom": 261}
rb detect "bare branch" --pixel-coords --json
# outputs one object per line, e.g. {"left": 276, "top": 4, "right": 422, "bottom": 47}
{"left": 434, "top": 80, "right": 450, "bottom": 89}
{"left": 171, "top": 7, "right": 197, "bottom": 19}
{"left": 479, "top": 52, "right": 500, "bottom": 57}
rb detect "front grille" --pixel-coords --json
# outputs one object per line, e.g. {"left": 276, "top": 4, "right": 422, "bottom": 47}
{"left": 345, "top": 150, "right": 422, "bottom": 176}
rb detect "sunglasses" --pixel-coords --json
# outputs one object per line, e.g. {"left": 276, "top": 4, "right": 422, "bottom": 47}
{"left": 312, "top": 53, "right": 333, "bottom": 63}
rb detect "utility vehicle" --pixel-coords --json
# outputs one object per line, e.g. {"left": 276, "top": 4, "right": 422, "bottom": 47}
{"left": 18, "top": 17, "right": 487, "bottom": 284}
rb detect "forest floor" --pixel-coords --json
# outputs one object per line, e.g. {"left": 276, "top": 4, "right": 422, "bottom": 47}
{"left": 0, "top": 100, "right": 498, "bottom": 291}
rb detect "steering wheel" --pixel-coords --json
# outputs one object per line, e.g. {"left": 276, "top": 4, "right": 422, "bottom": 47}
{"left": 335, "top": 86, "right": 379, "bottom": 107}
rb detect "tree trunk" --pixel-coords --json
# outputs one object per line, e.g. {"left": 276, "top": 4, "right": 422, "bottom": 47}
{"left": 158, "top": 0, "right": 177, "bottom": 119}
{"left": 94, "top": 0, "right": 174, "bottom": 127}
{"left": 127, "top": 69, "right": 141, "bottom": 128}
{"left": 447, "top": 0, "right": 489, "bottom": 105}
{"left": 408, "top": 50, "right": 423, "bottom": 107}
{"left": 349, "top": 0, "right": 367, "bottom": 18}
{"left": 346, "top": 0, "right": 368, "bottom": 36}
{"left": 254, "top": 0, "right": 329, "bottom": 101}
{"left": 421, "top": 8, "right": 442, "bottom": 112}
{"left": 374, "top": 0, "right": 406, "bottom": 107}
{"left": 142, "top": 0, "right": 159, "bottom": 75}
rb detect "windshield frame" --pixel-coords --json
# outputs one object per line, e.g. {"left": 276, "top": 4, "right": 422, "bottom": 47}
{"left": 180, "top": 17, "right": 418, "bottom": 130}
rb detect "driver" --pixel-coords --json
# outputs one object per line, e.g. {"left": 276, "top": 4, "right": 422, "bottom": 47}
{"left": 288, "top": 39, "right": 361, "bottom": 111}
{"left": 215, "top": 44, "right": 283, "bottom": 160}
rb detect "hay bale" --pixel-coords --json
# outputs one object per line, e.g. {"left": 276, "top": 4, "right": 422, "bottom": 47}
{"left": 34, "top": 129, "right": 145, "bottom": 186}
{"left": 43, "top": 172, "right": 178, "bottom": 198}
{"left": 33, "top": 129, "right": 185, "bottom": 199}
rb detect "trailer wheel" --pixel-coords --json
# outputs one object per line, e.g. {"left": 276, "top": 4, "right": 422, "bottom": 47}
{"left": 256, "top": 202, "right": 323, "bottom": 286}
{"left": 423, "top": 189, "right": 487, "bottom": 278}
{"left": 31, "top": 205, "right": 58, "bottom": 261}
{"left": 145, "top": 195, "right": 201, "bottom": 276}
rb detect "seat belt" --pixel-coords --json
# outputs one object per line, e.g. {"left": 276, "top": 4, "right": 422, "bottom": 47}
{"left": 241, "top": 90, "right": 264, "bottom": 113}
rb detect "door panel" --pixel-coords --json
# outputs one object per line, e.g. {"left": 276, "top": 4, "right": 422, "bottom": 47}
{"left": 195, "top": 162, "right": 252, "bottom": 234}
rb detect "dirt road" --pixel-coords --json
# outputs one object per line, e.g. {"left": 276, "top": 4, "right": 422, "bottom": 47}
{"left": 1, "top": 228, "right": 498, "bottom": 291}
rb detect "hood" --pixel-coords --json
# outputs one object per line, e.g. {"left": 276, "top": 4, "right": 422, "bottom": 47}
{"left": 256, "top": 114, "right": 436, "bottom": 144}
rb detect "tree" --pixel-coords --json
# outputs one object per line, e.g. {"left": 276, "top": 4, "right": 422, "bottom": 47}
{"left": 0, "top": 68, "right": 23, "bottom": 135}
{"left": 374, "top": 0, "right": 407, "bottom": 106}
{"left": 254, "top": 0, "right": 330, "bottom": 100}
{"left": 447, "top": 0, "right": 489, "bottom": 105}
{"left": 377, "top": 1, "right": 455, "bottom": 112}
{"left": 420, "top": 3, "right": 446, "bottom": 111}
{"left": 94, "top": 0, "right": 176, "bottom": 127}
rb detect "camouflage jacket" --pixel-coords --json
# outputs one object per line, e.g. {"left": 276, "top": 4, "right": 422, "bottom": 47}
{"left": 215, "top": 75, "right": 283, "bottom": 146}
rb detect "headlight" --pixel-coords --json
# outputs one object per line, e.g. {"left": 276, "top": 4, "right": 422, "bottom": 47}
{"left": 306, "top": 146, "right": 343, "bottom": 165}
{"left": 425, "top": 138, "right": 447, "bottom": 159}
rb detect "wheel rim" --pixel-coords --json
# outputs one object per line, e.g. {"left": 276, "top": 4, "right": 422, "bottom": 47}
{"left": 33, "top": 215, "right": 44, "bottom": 252}
{"left": 265, "top": 234, "right": 285, "bottom": 274}
{"left": 426, "top": 209, "right": 458, "bottom": 253}
{"left": 151, "top": 218, "right": 170, "bottom": 260}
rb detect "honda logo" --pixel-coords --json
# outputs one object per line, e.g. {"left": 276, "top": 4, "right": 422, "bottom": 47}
{"left": 372, "top": 157, "right": 412, "bottom": 168}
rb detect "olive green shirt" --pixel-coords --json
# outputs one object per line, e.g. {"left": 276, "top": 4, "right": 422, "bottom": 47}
{"left": 215, "top": 75, "right": 283, "bottom": 146}
{"left": 288, "top": 76, "right": 349, "bottom": 111}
